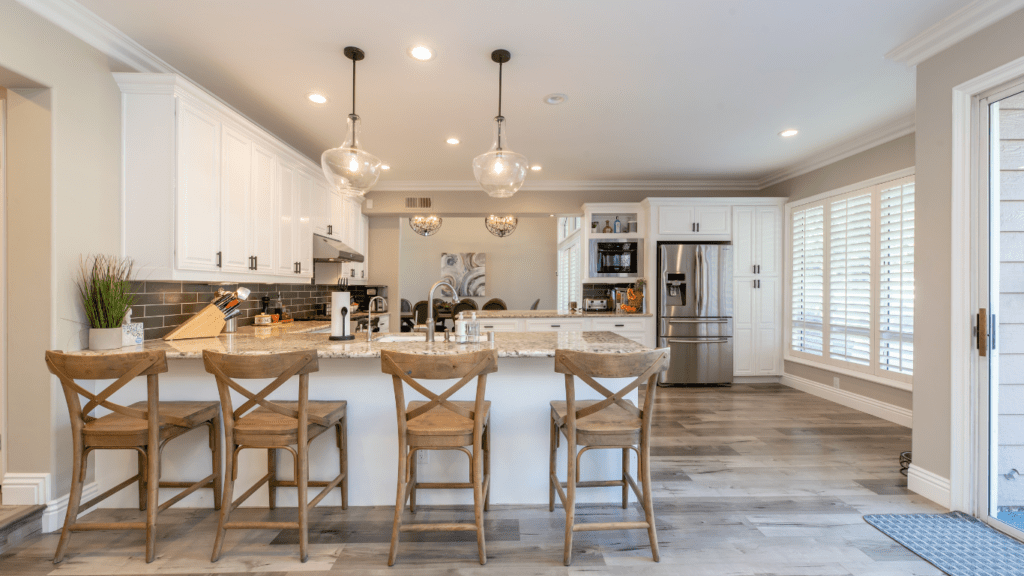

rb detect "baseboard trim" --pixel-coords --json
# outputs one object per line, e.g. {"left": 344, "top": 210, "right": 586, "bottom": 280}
{"left": 908, "top": 464, "right": 951, "bottom": 509}
{"left": 780, "top": 373, "right": 913, "bottom": 428}
{"left": 1, "top": 473, "right": 50, "bottom": 505}
{"left": 41, "top": 482, "right": 99, "bottom": 534}
{"left": 733, "top": 376, "right": 783, "bottom": 384}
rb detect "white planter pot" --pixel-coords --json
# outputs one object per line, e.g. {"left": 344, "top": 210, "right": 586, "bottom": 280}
{"left": 89, "top": 327, "right": 123, "bottom": 351}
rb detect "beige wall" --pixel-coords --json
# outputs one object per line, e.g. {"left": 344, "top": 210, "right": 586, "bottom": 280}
{"left": 760, "top": 133, "right": 916, "bottom": 413}
{"left": 0, "top": 2, "right": 123, "bottom": 500}
{"left": 398, "top": 217, "right": 557, "bottom": 311}
{"left": 913, "top": 8, "right": 1024, "bottom": 482}
{"left": 366, "top": 217, "right": 402, "bottom": 331}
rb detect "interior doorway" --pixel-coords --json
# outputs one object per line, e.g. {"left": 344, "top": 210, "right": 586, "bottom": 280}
{"left": 0, "top": 85, "right": 7, "bottom": 495}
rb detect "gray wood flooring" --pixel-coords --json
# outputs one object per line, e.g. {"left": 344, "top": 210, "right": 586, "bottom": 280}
{"left": 0, "top": 383, "right": 945, "bottom": 575}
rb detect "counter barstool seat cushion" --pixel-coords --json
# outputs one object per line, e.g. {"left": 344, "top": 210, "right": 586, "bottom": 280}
{"left": 233, "top": 401, "right": 346, "bottom": 444}
{"left": 550, "top": 400, "right": 641, "bottom": 445}
{"left": 83, "top": 401, "right": 220, "bottom": 446}
{"left": 406, "top": 400, "right": 490, "bottom": 444}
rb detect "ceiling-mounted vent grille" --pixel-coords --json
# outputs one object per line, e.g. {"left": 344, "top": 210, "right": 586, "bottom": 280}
{"left": 405, "top": 197, "right": 432, "bottom": 209}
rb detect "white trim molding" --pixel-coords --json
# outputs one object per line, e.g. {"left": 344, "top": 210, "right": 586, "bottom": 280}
{"left": 908, "top": 464, "right": 952, "bottom": 509}
{"left": 373, "top": 179, "right": 763, "bottom": 193}
{"left": 759, "top": 115, "right": 916, "bottom": 189}
{"left": 1, "top": 472, "right": 50, "bottom": 505}
{"left": 949, "top": 53, "right": 1024, "bottom": 515}
{"left": 886, "top": 0, "right": 1024, "bottom": 66}
{"left": 41, "top": 482, "right": 99, "bottom": 534}
{"left": 780, "top": 373, "right": 912, "bottom": 428}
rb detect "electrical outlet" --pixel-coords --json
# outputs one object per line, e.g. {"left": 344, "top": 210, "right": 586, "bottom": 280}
{"left": 833, "top": 376, "right": 840, "bottom": 388}
{"left": 417, "top": 450, "right": 429, "bottom": 465}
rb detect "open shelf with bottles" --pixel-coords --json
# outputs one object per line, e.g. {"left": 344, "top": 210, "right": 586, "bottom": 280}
{"left": 588, "top": 212, "right": 640, "bottom": 237}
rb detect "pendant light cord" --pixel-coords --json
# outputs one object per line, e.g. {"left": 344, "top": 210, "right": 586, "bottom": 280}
{"left": 497, "top": 61, "right": 503, "bottom": 117}
{"left": 351, "top": 57, "right": 357, "bottom": 116}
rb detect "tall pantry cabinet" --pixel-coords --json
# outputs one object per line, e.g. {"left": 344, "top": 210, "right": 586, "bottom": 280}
{"left": 732, "top": 205, "right": 782, "bottom": 376}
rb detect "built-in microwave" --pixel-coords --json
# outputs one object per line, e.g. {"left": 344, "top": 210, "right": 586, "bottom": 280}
{"left": 589, "top": 239, "right": 644, "bottom": 278}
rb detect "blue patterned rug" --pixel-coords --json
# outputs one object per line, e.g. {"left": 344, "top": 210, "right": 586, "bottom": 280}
{"left": 865, "top": 511, "right": 1024, "bottom": 575}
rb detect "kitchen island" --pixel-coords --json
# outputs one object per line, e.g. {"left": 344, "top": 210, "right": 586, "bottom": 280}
{"left": 69, "top": 329, "right": 653, "bottom": 510}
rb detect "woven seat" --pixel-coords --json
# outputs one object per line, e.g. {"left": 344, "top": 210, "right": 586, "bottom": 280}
{"left": 84, "top": 401, "right": 220, "bottom": 446}
{"left": 549, "top": 400, "right": 641, "bottom": 445}
{"left": 406, "top": 400, "right": 490, "bottom": 443}
{"left": 233, "top": 401, "right": 346, "bottom": 445}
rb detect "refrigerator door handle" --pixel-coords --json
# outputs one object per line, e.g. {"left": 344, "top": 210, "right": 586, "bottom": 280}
{"left": 669, "top": 318, "right": 729, "bottom": 323}
{"left": 666, "top": 338, "right": 730, "bottom": 344}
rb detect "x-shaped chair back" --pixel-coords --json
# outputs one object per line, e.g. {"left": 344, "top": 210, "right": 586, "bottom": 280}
{"left": 381, "top": 349, "right": 497, "bottom": 430}
{"left": 553, "top": 348, "right": 670, "bottom": 429}
{"left": 46, "top": 350, "right": 175, "bottom": 428}
{"left": 202, "top": 350, "right": 320, "bottom": 427}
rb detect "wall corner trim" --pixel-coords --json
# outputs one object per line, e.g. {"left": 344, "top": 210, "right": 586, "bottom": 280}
{"left": 908, "top": 464, "right": 952, "bottom": 509}
{"left": 780, "top": 373, "right": 913, "bottom": 428}
{"left": 1, "top": 472, "right": 51, "bottom": 505}
{"left": 886, "top": 0, "right": 1024, "bottom": 66}
{"left": 41, "top": 482, "right": 99, "bottom": 534}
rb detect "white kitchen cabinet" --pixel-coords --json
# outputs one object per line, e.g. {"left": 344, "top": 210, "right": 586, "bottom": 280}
{"left": 360, "top": 214, "right": 370, "bottom": 281}
{"left": 477, "top": 319, "right": 520, "bottom": 332}
{"left": 656, "top": 205, "right": 730, "bottom": 237}
{"left": 754, "top": 277, "right": 781, "bottom": 375}
{"left": 733, "top": 206, "right": 780, "bottom": 276}
{"left": 118, "top": 73, "right": 323, "bottom": 283}
{"left": 732, "top": 204, "right": 782, "bottom": 377}
{"left": 296, "top": 171, "right": 315, "bottom": 278}
{"left": 525, "top": 319, "right": 587, "bottom": 332}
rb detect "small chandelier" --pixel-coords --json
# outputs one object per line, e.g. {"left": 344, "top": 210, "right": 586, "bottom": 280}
{"left": 321, "top": 46, "right": 382, "bottom": 197}
{"left": 484, "top": 215, "right": 517, "bottom": 237}
{"left": 472, "top": 49, "right": 528, "bottom": 198}
{"left": 409, "top": 215, "right": 442, "bottom": 237}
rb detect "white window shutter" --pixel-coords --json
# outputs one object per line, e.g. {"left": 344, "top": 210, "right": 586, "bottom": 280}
{"left": 791, "top": 205, "right": 825, "bottom": 355}
{"left": 878, "top": 181, "right": 915, "bottom": 375}
{"left": 829, "top": 193, "right": 872, "bottom": 366}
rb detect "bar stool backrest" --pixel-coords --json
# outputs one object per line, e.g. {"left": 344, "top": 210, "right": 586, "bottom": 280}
{"left": 481, "top": 298, "right": 507, "bottom": 311}
{"left": 553, "top": 349, "right": 669, "bottom": 431}
{"left": 202, "top": 350, "right": 320, "bottom": 427}
{"left": 412, "top": 301, "right": 430, "bottom": 325}
{"left": 380, "top": 349, "right": 498, "bottom": 438}
{"left": 46, "top": 350, "right": 170, "bottom": 428}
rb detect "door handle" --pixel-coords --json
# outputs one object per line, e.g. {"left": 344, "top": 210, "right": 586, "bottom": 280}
{"left": 669, "top": 318, "right": 728, "bottom": 323}
{"left": 666, "top": 338, "right": 729, "bottom": 344}
{"left": 216, "top": 251, "right": 222, "bottom": 268}
{"left": 979, "top": 308, "right": 988, "bottom": 356}
{"left": 697, "top": 222, "right": 699, "bottom": 233}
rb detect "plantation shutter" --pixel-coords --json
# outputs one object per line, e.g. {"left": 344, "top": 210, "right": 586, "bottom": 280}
{"left": 829, "top": 193, "right": 872, "bottom": 365}
{"left": 569, "top": 241, "right": 581, "bottom": 307}
{"left": 791, "top": 205, "right": 825, "bottom": 355}
{"left": 878, "top": 180, "right": 915, "bottom": 375}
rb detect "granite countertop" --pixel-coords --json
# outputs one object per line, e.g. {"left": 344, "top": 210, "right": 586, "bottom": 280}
{"left": 67, "top": 330, "right": 649, "bottom": 360}
{"left": 458, "top": 310, "right": 653, "bottom": 319}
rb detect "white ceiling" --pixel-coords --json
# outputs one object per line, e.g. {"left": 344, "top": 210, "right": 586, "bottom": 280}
{"left": 76, "top": 0, "right": 969, "bottom": 187}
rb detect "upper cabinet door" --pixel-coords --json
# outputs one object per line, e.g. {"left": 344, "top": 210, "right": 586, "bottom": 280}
{"left": 733, "top": 207, "right": 756, "bottom": 276}
{"left": 695, "top": 206, "right": 731, "bottom": 235}
{"left": 176, "top": 102, "right": 222, "bottom": 271}
{"left": 312, "top": 178, "right": 330, "bottom": 236}
{"left": 251, "top": 143, "right": 276, "bottom": 273}
{"left": 755, "top": 206, "right": 781, "bottom": 276}
{"left": 330, "top": 190, "right": 345, "bottom": 238}
{"left": 657, "top": 206, "right": 697, "bottom": 235}
{"left": 276, "top": 162, "right": 296, "bottom": 276}
{"left": 220, "top": 125, "right": 253, "bottom": 273}
{"left": 297, "top": 171, "right": 314, "bottom": 277}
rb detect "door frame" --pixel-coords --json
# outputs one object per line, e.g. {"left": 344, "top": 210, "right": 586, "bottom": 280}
{"left": 0, "top": 87, "right": 6, "bottom": 484}
{"left": 951, "top": 53, "right": 1024, "bottom": 515}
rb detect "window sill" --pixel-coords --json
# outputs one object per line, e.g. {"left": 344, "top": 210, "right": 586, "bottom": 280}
{"left": 783, "top": 354, "right": 912, "bottom": 392}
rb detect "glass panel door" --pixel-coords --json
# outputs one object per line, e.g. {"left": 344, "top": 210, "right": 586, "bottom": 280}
{"left": 980, "top": 82, "right": 1024, "bottom": 540}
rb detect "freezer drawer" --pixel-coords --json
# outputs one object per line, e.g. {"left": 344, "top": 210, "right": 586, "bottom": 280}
{"left": 659, "top": 336, "right": 733, "bottom": 385}
{"left": 659, "top": 317, "right": 731, "bottom": 338}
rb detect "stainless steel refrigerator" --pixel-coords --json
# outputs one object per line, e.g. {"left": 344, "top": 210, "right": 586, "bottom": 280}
{"left": 657, "top": 242, "right": 733, "bottom": 385}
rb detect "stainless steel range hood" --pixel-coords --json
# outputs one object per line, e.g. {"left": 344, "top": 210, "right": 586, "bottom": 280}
{"left": 313, "top": 233, "right": 364, "bottom": 263}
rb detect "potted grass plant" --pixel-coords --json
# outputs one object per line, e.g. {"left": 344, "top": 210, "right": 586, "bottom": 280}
{"left": 76, "top": 255, "right": 136, "bottom": 350}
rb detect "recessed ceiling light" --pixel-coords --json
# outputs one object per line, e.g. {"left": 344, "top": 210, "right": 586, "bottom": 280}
{"left": 531, "top": 165, "right": 542, "bottom": 171}
{"left": 381, "top": 164, "right": 391, "bottom": 170}
{"left": 544, "top": 93, "right": 567, "bottom": 105}
{"left": 409, "top": 45, "right": 434, "bottom": 61}
{"left": 779, "top": 129, "right": 799, "bottom": 137}
{"left": 446, "top": 137, "right": 460, "bottom": 145}
{"left": 307, "top": 93, "right": 328, "bottom": 104}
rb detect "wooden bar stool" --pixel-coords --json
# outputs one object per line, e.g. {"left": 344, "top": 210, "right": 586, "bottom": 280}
{"left": 380, "top": 349, "right": 497, "bottom": 566}
{"left": 202, "top": 349, "right": 347, "bottom": 563}
{"left": 45, "top": 350, "right": 222, "bottom": 564}
{"left": 548, "top": 348, "right": 669, "bottom": 565}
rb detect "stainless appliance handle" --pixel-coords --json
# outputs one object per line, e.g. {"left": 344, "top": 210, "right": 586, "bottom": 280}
{"left": 666, "top": 338, "right": 729, "bottom": 344}
{"left": 669, "top": 318, "right": 728, "bottom": 323}
{"left": 694, "top": 247, "right": 703, "bottom": 314}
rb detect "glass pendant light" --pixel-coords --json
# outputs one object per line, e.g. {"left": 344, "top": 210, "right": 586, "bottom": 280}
{"left": 321, "top": 46, "right": 382, "bottom": 197}
{"left": 409, "top": 215, "right": 442, "bottom": 236}
{"left": 484, "top": 215, "right": 517, "bottom": 237}
{"left": 473, "top": 49, "right": 528, "bottom": 198}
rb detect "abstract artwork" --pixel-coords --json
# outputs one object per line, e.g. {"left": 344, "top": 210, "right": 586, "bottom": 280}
{"left": 441, "top": 252, "right": 486, "bottom": 297}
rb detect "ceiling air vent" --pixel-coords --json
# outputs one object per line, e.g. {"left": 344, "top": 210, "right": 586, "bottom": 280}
{"left": 405, "top": 197, "right": 432, "bottom": 209}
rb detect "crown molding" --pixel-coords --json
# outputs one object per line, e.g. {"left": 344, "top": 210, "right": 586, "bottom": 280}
{"left": 15, "top": 0, "right": 178, "bottom": 73}
{"left": 372, "top": 179, "right": 762, "bottom": 193}
{"left": 757, "top": 113, "right": 915, "bottom": 189}
{"left": 886, "top": 0, "right": 1024, "bottom": 66}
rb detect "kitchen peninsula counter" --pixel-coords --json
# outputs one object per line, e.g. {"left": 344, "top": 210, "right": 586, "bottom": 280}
{"left": 77, "top": 331, "right": 653, "bottom": 511}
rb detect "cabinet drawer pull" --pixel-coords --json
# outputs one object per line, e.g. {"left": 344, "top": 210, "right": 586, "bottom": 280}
{"left": 484, "top": 325, "right": 494, "bottom": 329}
{"left": 551, "top": 324, "right": 560, "bottom": 328}
{"left": 216, "top": 251, "right": 222, "bottom": 268}
{"left": 615, "top": 324, "right": 625, "bottom": 327}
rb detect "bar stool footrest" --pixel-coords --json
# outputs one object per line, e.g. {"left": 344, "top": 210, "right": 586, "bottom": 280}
{"left": 573, "top": 521, "right": 650, "bottom": 532}
{"left": 400, "top": 523, "right": 477, "bottom": 532}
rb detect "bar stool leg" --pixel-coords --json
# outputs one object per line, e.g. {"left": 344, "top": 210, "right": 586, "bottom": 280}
{"left": 563, "top": 434, "right": 577, "bottom": 566}
{"left": 473, "top": 443, "right": 486, "bottom": 565}
{"left": 641, "top": 437, "right": 659, "bottom": 562}
{"left": 297, "top": 435, "right": 309, "bottom": 563}
{"left": 137, "top": 451, "right": 147, "bottom": 511}
{"left": 622, "top": 448, "right": 629, "bottom": 509}
{"left": 145, "top": 376, "right": 160, "bottom": 563}
{"left": 211, "top": 439, "right": 235, "bottom": 562}
{"left": 388, "top": 441, "right": 408, "bottom": 566}
{"left": 53, "top": 438, "right": 86, "bottom": 563}
{"left": 409, "top": 449, "right": 417, "bottom": 513}
{"left": 483, "top": 423, "right": 491, "bottom": 512}
{"left": 337, "top": 419, "right": 348, "bottom": 510}
{"left": 549, "top": 417, "right": 557, "bottom": 512}
{"left": 267, "top": 448, "right": 277, "bottom": 510}
{"left": 210, "top": 415, "right": 222, "bottom": 511}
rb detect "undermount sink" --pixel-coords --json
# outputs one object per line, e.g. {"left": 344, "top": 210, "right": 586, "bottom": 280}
{"left": 373, "top": 333, "right": 428, "bottom": 343}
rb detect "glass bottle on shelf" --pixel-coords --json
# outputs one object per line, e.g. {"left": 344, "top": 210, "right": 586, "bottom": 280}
{"left": 613, "top": 216, "right": 622, "bottom": 234}
{"left": 602, "top": 220, "right": 612, "bottom": 233}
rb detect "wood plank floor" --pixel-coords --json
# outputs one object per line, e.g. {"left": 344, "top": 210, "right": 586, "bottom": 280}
{"left": 0, "top": 383, "right": 945, "bottom": 575}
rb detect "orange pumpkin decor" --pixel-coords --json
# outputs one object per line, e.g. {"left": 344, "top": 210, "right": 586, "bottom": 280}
{"left": 620, "top": 278, "right": 645, "bottom": 313}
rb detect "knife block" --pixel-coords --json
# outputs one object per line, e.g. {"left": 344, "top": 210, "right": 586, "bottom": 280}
{"left": 163, "top": 304, "right": 226, "bottom": 340}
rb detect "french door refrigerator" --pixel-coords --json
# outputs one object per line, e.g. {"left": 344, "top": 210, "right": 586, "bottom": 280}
{"left": 658, "top": 242, "right": 733, "bottom": 385}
